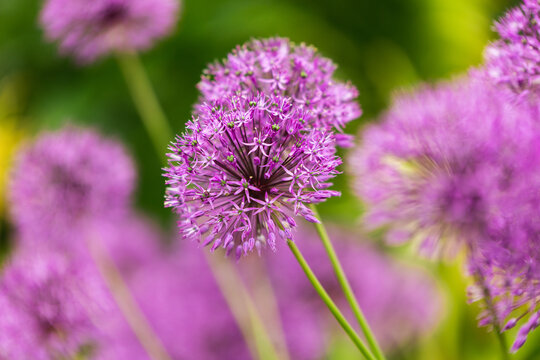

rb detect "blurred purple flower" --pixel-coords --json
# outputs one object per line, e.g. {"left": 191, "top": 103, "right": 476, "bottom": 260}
{"left": 484, "top": 0, "right": 540, "bottom": 99}
{"left": 97, "top": 213, "right": 164, "bottom": 275}
{"left": 350, "top": 77, "right": 540, "bottom": 256}
{"left": 0, "top": 247, "right": 112, "bottom": 359}
{"left": 467, "top": 159, "right": 540, "bottom": 352}
{"left": 98, "top": 241, "right": 250, "bottom": 360}
{"left": 164, "top": 93, "right": 341, "bottom": 258}
{"left": 351, "top": 74, "right": 540, "bottom": 351}
{"left": 197, "top": 37, "right": 361, "bottom": 147}
{"left": 40, "top": 0, "right": 180, "bottom": 63}
{"left": 264, "top": 224, "right": 442, "bottom": 356}
{"left": 8, "top": 126, "right": 136, "bottom": 249}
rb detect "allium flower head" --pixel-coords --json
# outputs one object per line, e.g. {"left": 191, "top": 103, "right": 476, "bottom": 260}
{"left": 263, "top": 224, "right": 442, "bottom": 355}
{"left": 351, "top": 77, "right": 540, "bottom": 256}
{"left": 484, "top": 0, "right": 540, "bottom": 99}
{"left": 197, "top": 37, "right": 361, "bottom": 147}
{"left": 40, "top": 0, "right": 180, "bottom": 63}
{"left": 467, "top": 160, "right": 540, "bottom": 352}
{"left": 352, "top": 74, "right": 540, "bottom": 351}
{"left": 0, "top": 248, "right": 112, "bottom": 359}
{"left": 8, "top": 126, "right": 136, "bottom": 247}
{"left": 165, "top": 92, "right": 341, "bottom": 258}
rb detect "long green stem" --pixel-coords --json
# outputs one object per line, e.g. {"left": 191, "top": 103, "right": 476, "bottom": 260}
{"left": 204, "top": 253, "right": 281, "bottom": 360}
{"left": 116, "top": 52, "right": 173, "bottom": 158}
{"left": 87, "top": 236, "right": 172, "bottom": 360}
{"left": 287, "top": 239, "right": 377, "bottom": 360}
{"left": 309, "top": 204, "right": 386, "bottom": 360}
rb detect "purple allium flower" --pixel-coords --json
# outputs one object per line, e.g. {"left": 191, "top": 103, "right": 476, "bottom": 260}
{"left": 98, "top": 241, "right": 250, "bottom": 360}
{"left": 350, "top": 76, "right": 540, "bottom": 256}
{"left": 0, "top": 247, "right": 112, "bottom": 359}
{"left": 467, "top": 159, "right": 540, "bottom": 353}
{"left": 164, "top": 92, "right": 342, "bottom": 258}
{"left": 351, "top": 74, "right": 540, "bottom": 351}
{"left": 8, "top": 126, "right": 136, "bottom": 248}
{"left": 484, "top": 0, "right": 540, "bottom": 99}
{"left": 40, "top": 0, "right": 180, "bottom": 63}
{"left": 262, "top": 224, "right": 442, "bottom": 356}
{"left": 197, "top": 37, "right": 361, "bottom": 147}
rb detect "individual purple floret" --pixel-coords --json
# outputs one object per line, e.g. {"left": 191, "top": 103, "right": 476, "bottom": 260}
{"left": 8, "top": 126, "right": 136, "bottom": 249}
{"left": 197, "top": 37, "right": 361, "bottom": 147}
{"left": 263, "top": 224, "right": 442, "bottom": 356}
{"left": 164, "top": 93, "right": 342, "bottom": 258}
{"left": 484, "top": 0, "right": 540, "bottom": 99}
{"left": 40, "top": 0, "right": 179, "bottom": 63}
{"left": 0, "top": 247, "right": 112, "bottom": 359}
{"left": 350, "top": 76, "right": 539, "bottom": 256}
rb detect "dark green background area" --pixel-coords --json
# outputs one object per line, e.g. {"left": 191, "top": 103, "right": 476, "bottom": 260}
{"left": 0, "top": 0, "right": 518, "bottom": 225}
{"left": 6, "top": 1, "right": 540, "bottom": 359}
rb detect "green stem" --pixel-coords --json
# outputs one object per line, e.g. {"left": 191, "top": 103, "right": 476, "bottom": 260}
{"left": 479, "top": 278, "right": 509, "bottom": 360}
{"left": 87, "top": 235, "right": 172, "bottom": 360}
{"left": 309, "top": 204, "right": 386, "bottom": 360}
{"left": 468, "top": 243, "right": 509, "bottom": 360}
{"left": 116, "top": 52, "right": 173, "bottom": 160}
{"left": 287, "top": 239, "right": 377, "bottom": 360}
{"left": 493, "top": 326, "right": 510, "bottom": 360}
{"left": 204, "top": 253, "right": 281, "bottom": 360}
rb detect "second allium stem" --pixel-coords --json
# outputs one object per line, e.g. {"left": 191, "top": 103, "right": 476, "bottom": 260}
{"left": 287, "top": 239, "right": 377, "bottom": 360}
{"left": 309, "top": 204, "right": 386, "bottom": 360}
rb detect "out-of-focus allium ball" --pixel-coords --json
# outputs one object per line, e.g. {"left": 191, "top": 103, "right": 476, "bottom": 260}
{"left": 264, "top": 224, "right": 441, "bottom": 356}
{"left": 40, "top": 0, "right": 179, "bottom": 63}
{"left": 467, "top": 156, "right": 540, "bottom": 353}
{"left": 8, "top": 127, "right": 136, "bottom": 247}
{"left": 98, "top": 242, "right": 250, "bottom": 360}
{"left": 350, "top": 77, "right": 539, "bottom": 256}
{"left": 0, "top": 248, "right": 112, "bottom": 359}
{"left": 97, "top": 213, "right": 164, "bottom": 275}
{"left": 164, "top": 93, "right": 341, "bottom": 258}
{"left": 484, "top": 0, "right": 540, "bottom": 99}
{"left": 197, "top": 37, "right": 361, "bottom": 147}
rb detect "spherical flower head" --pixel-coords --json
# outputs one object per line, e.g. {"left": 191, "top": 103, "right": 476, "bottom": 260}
{"left": 467, "top": 148, "right": 540, "bottom": 353}
{"left": 98, "top": 241, "right": 250, "bottom": 359}
{"left": 484, "top": 0, "right": 540, "bottom": 99}
{"left": 40, "top": 0, "right": 180, "bottom": 63}
{"left": 0, "top": 247, "right": 112, "bottom": 359}
{"left": 164, "top": 93, "right": 341, "bottom": 258}
{"left": 263, "top": 224, "right": 442, "bottom": 355}
{"left": 8, "top": 126, "right": 136, "bottom": 248}
{"left": 197, "top": 37, "right": 361, "bottom": 147}
{"left": 350, "top": 76, "right": 540, "bottom": 256}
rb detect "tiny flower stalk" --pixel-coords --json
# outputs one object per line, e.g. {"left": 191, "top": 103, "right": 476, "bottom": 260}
{"left": 469, "top": 264, "right": 510, "bottom": 360}
{"left": 116, "top": 52, "right": 173, "bottom": 159}
{"left": 484, "top": 294, "right": 510, "bottom": 360}
{"left": 286, "top": 239, "right": 377, "bottom": 360}
{"left": 309, "top": 204, "right": 387, "bottom": 360}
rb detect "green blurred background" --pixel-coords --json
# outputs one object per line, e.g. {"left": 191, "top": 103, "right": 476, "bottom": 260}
{"left": 4, "top": 0, "right": 540, "bottom": 359}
